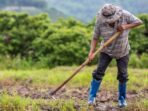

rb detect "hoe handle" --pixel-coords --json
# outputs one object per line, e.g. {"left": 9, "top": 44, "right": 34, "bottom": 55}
{"left": 50, "top": 32, "right": 121, "bottom": 95}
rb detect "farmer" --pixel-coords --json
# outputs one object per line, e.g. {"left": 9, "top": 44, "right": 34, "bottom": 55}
{"left": 88, "top": 4, "right": 142, "bottom": 107}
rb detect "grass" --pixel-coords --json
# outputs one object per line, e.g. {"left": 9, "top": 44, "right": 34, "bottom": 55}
{"left": 0, "top": 66, "right": 147, "bottom": 111}
{"left": 0, "top": 94, "right": 40, "bottom": 111}
{"left": 0, "top": 66, "right": 147, "bottom": 89}
{"left": 0, "top": 94, "right": 87, "bottom": 111}
{"left": 125, "top": 99, "right": 148, "bottom": 111}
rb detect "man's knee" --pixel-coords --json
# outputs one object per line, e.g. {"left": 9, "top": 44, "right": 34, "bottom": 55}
{"left": 117, "top": 73, "right": 128, "bottom": 83}
{"left": 92, "top": 53, "right": 112, "bottom": 81}
{"left": 92, "top": 69, "right": 105, "bottom": 81}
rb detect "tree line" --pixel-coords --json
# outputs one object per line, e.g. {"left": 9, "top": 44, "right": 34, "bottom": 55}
{"left": 0, "top": 11, "right": 147, "bottom": 68}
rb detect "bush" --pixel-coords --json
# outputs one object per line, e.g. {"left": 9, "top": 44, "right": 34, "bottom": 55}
{"left": 0, "top": 11, "right": 147, "bottom": 68}
{"left": 140, "top": 53, "right": 148, "bottom": 68}
{"left": 129, "top": 54, "right": 142, "bottom": 68}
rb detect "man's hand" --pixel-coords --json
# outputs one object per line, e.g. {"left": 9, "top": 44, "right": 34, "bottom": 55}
{"left": 117, "top": 25, "right": 126, "bottom": 32}
{"left": 88, "top": 51, "right": 95, "bottom": 61}
{"left": 88, "top": 38, "right": 98, "bottom": 61}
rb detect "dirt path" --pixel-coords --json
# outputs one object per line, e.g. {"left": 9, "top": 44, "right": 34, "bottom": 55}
{"left": 0, "top": 84, "right": 147, "bottom": 111}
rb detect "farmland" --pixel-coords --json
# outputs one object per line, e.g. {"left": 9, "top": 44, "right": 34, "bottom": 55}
{"left": 0, "top": 66, "right": 147, "bottom": 111}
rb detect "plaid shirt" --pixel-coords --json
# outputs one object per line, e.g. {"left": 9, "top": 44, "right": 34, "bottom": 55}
{"left": 93, "top": 10, "right": 142, "bottom": 59}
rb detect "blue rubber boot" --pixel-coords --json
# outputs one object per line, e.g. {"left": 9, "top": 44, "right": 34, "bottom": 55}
{"left": 118, "top": 82, "right": 127, "bottom": 107}
{"left": 88, "top": 79, "right": 101, "bottom": 105}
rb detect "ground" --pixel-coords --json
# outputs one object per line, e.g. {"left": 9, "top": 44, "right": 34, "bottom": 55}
{"left": 0, "top": 66, "right": 147, "bottom": 111}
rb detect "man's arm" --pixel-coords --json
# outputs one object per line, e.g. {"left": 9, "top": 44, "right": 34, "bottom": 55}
{"left": 88, "top": 14, "right": 101, "bottom": 61}
{"left": 88, "top": 38, "right": 98, "bottom": 61}
{"left": 118, "top": 11, "right": 143, "bottom": 31}
{"left": 117, "top": 22, "right": 142, "bottom": 31}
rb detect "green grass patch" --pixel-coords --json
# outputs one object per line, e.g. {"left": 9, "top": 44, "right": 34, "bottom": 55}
{"left": 0, "top": 94, "right": 87, "bottom": 111}
{"left": 0, "top": 94, "right": 40, "bottom": 111}
{"left": 0, "top": 66, "right": 147, "bottom": 90}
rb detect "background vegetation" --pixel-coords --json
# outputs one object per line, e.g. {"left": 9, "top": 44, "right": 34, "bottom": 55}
{"left": 0, "top": 12, "right": 147, "bottom": 69}
{"left": 0, "top": 67, "right": 147, "bottom": 111}
{"left": 0, "top": 1, "right": 147, "bottom": 111}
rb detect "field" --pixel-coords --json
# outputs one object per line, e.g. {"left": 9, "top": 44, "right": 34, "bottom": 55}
{"left": 0, "top": 66, "right": 147, "bottom": 111}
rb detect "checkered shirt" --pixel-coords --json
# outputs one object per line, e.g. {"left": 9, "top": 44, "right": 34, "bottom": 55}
{"left": 93, "top": 10, "right": 142, "bottom": 59}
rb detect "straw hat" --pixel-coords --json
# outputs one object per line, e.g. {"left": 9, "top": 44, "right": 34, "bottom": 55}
{"left": 100, "top": 4, "right": 123, "bottom": 23}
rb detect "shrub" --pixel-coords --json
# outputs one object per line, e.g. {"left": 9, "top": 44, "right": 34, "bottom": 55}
{"left": 129, "top": 54, "right": 142, "bottom": 68}
{"left": 140, "top": 53, "right": 148, "bottom": 68}
{"left": 0, "top": 12, "right": 147, "bottom": 68}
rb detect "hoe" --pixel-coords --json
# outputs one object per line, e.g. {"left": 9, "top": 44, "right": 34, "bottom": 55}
{"left": 50, "top": 31, "right": 121, "bottom": 97}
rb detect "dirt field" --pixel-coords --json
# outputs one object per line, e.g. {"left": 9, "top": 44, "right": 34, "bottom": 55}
{"left": 0, "top": 67, "right": 147, "bottom": 111}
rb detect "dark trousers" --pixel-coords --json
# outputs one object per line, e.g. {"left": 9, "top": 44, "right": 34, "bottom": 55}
{"left": 92, "top": 52, "right": 129, "bottom": 82}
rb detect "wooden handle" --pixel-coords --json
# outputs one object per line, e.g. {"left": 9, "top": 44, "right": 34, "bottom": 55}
{"left": 50, "top": 58, "right": 90, "bottom": 95}
{"left": 93, "top": 31, "right": 121, "bottom": 57}
{"left": 50, "top": 32, "right": 121, "bottom": 95}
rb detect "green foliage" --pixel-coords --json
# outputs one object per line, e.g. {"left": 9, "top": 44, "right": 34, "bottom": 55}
{"left": 140, "top": 53, "right": 148, "bottom": 68}
{"left": 0, "top": 12, "right": 92, "bottom": 67}
{"left": 0, "top": 12, "right": 50, "bottom": 57}
{"left": 129, "top": 54, "right": 142, "bottom": 68}
{"left": 129, "top": 14, "right": 148, "bottom": 54}
{"left": 0, "top": 12, "right": 147, "bottom": 68}
{"left": 128, "top": 53, "right": 148, "bottom": 68}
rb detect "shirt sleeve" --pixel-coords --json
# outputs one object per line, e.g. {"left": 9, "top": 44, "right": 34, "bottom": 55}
{"left": 125, "top": 10, "right": 142, "bottom": 24}
{"left": 92, "top": 15, "right": 101, "bottom": 40}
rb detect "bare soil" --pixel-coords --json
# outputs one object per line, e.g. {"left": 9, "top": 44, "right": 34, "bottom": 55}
{"left": 0, "top": 82, "right": 147, "bottom": 111}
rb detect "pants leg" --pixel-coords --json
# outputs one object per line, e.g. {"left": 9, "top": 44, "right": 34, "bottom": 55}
{"left": 92, "top": 52, "right": 112, "bottom": 81}
{"left": 88, "top": 52, "right": 112, "bottom": 102}
{"left": 116, "top": 54, "right": 129, "bottom": 83}
{"left": 116, "top": 54, "right": 129, "bottom": 102}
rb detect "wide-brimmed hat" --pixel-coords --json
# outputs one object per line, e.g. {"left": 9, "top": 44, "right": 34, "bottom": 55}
{"left": 100, "top": 4, "right": 123, "bottom": 23}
